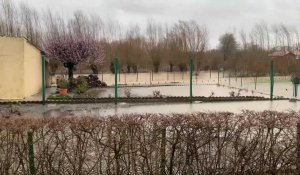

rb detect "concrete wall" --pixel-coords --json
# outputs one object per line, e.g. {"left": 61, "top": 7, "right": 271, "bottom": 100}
{"left": 0, "top": 37, "right": 45, "bottom": 100}
{"left": 24, "top": 40, "right": 42, "bottom": 97}
{"left": 0, "top": 37, "right": 25, "bottom": 99}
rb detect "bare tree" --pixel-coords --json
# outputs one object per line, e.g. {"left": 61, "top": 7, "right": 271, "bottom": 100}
{"left": 0, "top": 0, "right": 21, "bottom": 37}
{"left": 146, "top": 19, "right": 164, "bottom": 72}
{"left": 219, "top": 33, "right": 237, "bottom": 62}
{"left": 174, "top": 20, "right": 208, "bottom": 71}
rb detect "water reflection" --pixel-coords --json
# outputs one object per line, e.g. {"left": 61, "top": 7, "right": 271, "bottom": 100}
{"left": 9, "top": 100, "right": 299, "bottom": 117}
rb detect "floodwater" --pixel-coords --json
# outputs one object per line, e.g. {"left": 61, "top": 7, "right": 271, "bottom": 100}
{"left": 86, "top": 85, "right": 266, "bottom": 98}
{"left": 1, "top": 71, "right": 297, "bottom": 117}
{"left": 81, "top": 71, "right": 294, "bottom": 99}
{"left": 2, "top": 100, "right": 298, "bottom": 117}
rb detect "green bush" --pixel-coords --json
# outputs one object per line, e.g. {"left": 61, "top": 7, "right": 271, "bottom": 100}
{"left": 59, "top": 79, "right": 69, "bottom": 89}
{"left": 76, "top": 79, "right": 88, "bottom": 94}
{"left": 48, "top": 94, "right": 72, "bottom": 99}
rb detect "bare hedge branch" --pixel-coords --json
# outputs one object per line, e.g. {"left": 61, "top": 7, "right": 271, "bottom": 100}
{"left": 0, "top": 111, "right": 299, "bottom": 174}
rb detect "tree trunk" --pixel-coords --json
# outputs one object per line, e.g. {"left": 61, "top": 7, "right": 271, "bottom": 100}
{"left": 132, "top": 65, "right": 138, "bottom": 73}
{"left": 90, "top": 64, "right": 99, "bottom": 74}
{"left": 64, "top": 62, "right": 75, "bottom": 87}
{"left": 127, "top": 65, "right": 131, "bottom": 73}
{"left": 169, "top": 63, "right": 173, "bottom": 72}
{"left": 110, "top": 62, "right": 115, "bottom": 74}
{"left": 154, "top": 65, "right": 159, "bottom": 73}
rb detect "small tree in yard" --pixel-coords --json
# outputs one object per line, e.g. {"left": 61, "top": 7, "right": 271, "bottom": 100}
{"left": 45, "top": 35, "right": 104, "bottom": 83}
{"left": 44, "top": 12, "right": 104, "bottom": 85}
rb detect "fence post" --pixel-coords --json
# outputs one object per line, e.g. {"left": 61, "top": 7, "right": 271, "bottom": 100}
{"left": 173, "top": 71, "right": 175, "bottom": 83}
{"left": 218, "top": 69, "right": 220, "bottom": 85}
{"left": 295, "top": 84, "right": 298, "bottom": 97}
{"left": 297, "top": 123, "right": 300, "bottom": 174}
{"left": 152, "top": 70, "right": 154, "bottom": 81}
{"left": 241, "top": 76, "right": 243, "bottom": 87}
{"left": 167, "top": 71, "right": 169, "bottom": 81}
{"left": 270, "top": 60, "right": 274, "bottom": 101}
{"left": 118, "top": 68, "right": 121, "bottom": 82}
{"left": 27, "top": 130, "right": 35, "bottom": 175}
{"left": 255, "top": 73, "right": 257, "bottom": 90}
{"left": 124, "top": 72, "right": 127, "bottom": 85}
{"left": 114, "top": 58, "right": 118, "bottom": 105}
{"left": 160, "top": 128, "right": 167, "bottom": 175}
{"left": 235, "top": 69, "right": 237, "bottom": 82}
{"left": 223, "top": 68, "right": 225, "bottom": 78}
{"left": 189, "top": 58, "right": 193, "bottom": 103}
{"left": 41, "top": 54, "right": 46, "bottom": 105}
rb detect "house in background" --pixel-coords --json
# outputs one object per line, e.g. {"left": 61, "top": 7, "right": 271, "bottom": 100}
{"left": 293, "top": 51, "right": 300, "bottom": 60}
{"left": 268, "top": 50, "right": 296, "bottom": 60}
{"left": 268, "top": 50, "right": 299, "bottom": 73}
{"left": 0, "top": 37, "right": 50, "bottom": 100}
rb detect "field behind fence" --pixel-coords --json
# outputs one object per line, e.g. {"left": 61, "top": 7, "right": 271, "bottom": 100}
{"left": 1, "top": 111, "right": 300, "bottom": 174}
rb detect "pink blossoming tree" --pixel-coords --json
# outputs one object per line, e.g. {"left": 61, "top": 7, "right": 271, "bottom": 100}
{"left": 43, "top": 11, "right": 105, "bottom": 84}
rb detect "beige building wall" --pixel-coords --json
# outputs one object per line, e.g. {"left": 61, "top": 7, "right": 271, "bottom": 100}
{"left": 24, "top": 40, "right": 42, "bottom": 97}
{"left": 0, "top": 37, "right": 25, "bottom": 99}
{"left": 0, "top": 37, "right": 45, "bottom": 100}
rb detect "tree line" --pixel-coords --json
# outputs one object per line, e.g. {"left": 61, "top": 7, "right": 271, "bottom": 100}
{"left": 1, "top": 0, "right": 300, "bottom": 75}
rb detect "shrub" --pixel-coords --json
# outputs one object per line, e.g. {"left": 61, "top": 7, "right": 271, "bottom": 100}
{"left": 0, "top": 111, "right": 298, "bottom": 174}
{"left": 75, "top": 74, "right": 107, "bottom": 88}
{"left": 76, "top": 78, "right": 88, "bottom": 94}
{"left": 124, "top": 88, "right": 132, "bottom": 98}
{"left": 210, "top": 91, "right": 215, "bottom": 97}
{"left": 59, "top": 79, "right": 69, "bottom": 89}
{"left": 229, "top": 91, "right": 235, "bottom": 97}
{"left": 153, "top": 90, "right": 162, "bottom": 97}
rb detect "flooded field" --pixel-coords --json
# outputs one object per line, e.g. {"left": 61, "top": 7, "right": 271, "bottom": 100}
{"left": 1, "top": 100, "right": 298, "bottom": 118}
{"left": 86, "top": 85, "right": 266, "bottom": 98}
{"left": 69, "top": 71, "right": 295, "bottom": 99}
{"left": 1, "top": 71, "right": 297, "bottom": 118}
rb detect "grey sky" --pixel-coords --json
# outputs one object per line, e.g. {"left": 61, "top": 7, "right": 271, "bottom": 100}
{"left": 16, "top": 0, "right": 300, "bottom": 48}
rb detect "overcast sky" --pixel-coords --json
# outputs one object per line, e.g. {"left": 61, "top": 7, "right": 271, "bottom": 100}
{"left": 16, "top": 0, "right": 300, "bottom": 48}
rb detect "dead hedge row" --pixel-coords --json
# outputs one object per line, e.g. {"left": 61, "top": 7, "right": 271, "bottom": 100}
{"left": 0, "top": 111, "right": 299, "bottom": 175}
